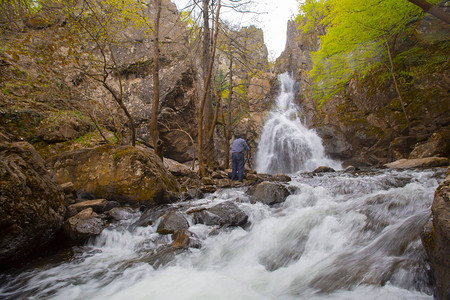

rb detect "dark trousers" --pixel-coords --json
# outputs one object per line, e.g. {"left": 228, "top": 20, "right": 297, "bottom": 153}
{"left": 231, "top": 152, "right": 245, "bottom": 181}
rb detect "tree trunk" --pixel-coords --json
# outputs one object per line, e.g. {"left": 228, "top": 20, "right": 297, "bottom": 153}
{"left": 149, "top": 0, "right": 163, "bottom": 161}
{"left": 102, "top": 81, "right": 136, "bottom": 146}
{"left": 406, "top": 0, "right": 450, "bottom": 24}
{"left": 223, "top": 56, "right": 234, "bottom": 169}
{"left": 384, "top": 37, "right": 410, "bottom": 132}
{"left": 202, "top": 0, "right": 216, "bottom": 170}
{"left": 197, "top": 0, "right": 221, "bottom": 177}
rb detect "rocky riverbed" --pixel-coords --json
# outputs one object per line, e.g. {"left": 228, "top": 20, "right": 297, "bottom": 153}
{"left": 1, "top": 140, "right": 449, "bottom": 299}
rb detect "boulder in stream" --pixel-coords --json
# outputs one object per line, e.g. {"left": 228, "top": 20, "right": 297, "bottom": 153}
{"left": 63, "top": 208, "right": 106, "bottom": 243}
{"left": 157, "top": 211, "right": 190, "bottom": 235}
{"left": 313, "top": 166, "right": 336, "bottom": 173}
{"left": 193, "top": 201, "right": 248, "bottom": 228}
{"left": 251, "top": 181, "right": 291, "bottom": 205}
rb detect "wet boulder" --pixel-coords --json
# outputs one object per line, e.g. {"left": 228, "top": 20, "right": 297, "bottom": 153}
{"left": 0, "top": 142, "right": 66, "bottom": 270}
{"left": 193, "top": 201, "right": 248, "bottom": 227}
{"left": 63, "top": 208, "right": 105, "bottom": 243}
{"left": 251, "top": 181, "right": 291, "bottom": 205}
{"left": 108, "top": 207, "right": 137, "bottom": 221}
{"left": 170, "top": 229, "right": 201, "bottom": 249}
{"left": 272, "top": 174, "right": 292, "bottom": 182}
{"left": 47, "top": 144, "right": 180, "bottom": 205}
{"left": 157, "top": 211, "right": 189, "bottom": 235}
{"left": 313, "top": 166, "right": 336, "bottom": 173}
{"left": 421, "top": 168, "right": 450, "bottom": 300}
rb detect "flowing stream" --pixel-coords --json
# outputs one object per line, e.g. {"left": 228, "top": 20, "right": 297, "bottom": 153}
{"left": 255, "top": 73, "right": 342, "bottom": 174}
{"left": 0, "top": 168, "right": 445, "bottom": 299}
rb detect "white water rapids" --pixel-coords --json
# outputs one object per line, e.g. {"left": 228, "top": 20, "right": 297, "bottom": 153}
{"left": 0, "top": 168, "right": 445, "bottom": 299}
{"left": 256, "top": 73, "right": 342, "bottom": 174}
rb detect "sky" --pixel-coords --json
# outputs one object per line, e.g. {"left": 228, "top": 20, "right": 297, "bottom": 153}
{"left": 172, "top": 0, "right": 300, "bottom": 60}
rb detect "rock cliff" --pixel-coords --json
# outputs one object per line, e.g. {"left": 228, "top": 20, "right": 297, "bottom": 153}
{"left": 276, "top": 13, "right": 450, "bottom": 167}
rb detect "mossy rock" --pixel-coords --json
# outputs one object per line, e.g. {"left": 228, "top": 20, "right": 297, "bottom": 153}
{"left": 47, "top": 144, "right": 180, "bottom": 205}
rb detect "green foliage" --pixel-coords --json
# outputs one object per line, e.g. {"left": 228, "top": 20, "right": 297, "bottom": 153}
{"left": 303, "top": 0, "right": 442, "bottom": 104}
{"left": 296, "top": 0, "right": 327, "bottom": 34}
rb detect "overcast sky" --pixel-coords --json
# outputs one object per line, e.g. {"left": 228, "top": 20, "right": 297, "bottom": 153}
{"left": 172, "top": 0, "right": 300, "bottom": 60}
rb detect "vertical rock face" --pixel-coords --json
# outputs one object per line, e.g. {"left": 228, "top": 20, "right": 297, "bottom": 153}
{"left": 276, "top": 20, "right": 318, "bottom": 79}
{"left": 422, "top": 168, "right": 450, "bottom": 300}
{"left": 0, "top": 142, "right": 66, "bottom": 269}
{"left": 108, "top": 0, "right": 199, "bottom": 163}
{"left": 275, "top": 15, "right": 450, "bottom": 166}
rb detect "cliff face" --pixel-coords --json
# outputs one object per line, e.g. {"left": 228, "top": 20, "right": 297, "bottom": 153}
{"left": 102, "top": 0, "right": 199, "bottom": 163}
{"left": 0, "top": 0, "right": 272, "bottom": 166}
{"left": 276, "top": 15, "right": 450, "bottom": 167}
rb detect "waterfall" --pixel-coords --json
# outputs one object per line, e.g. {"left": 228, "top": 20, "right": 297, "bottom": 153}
{"left": 0, "top": 168, "right": 444, "bottom": 300}
{"left": 255, "top": 73, "right": 342, "bottom": 174}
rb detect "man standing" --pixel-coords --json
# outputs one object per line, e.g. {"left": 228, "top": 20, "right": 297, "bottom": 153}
{"left": 231, "top": 134, "right": 249, "bottom": 182}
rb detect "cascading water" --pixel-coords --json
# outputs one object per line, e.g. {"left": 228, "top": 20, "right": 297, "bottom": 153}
{"left": 0, "top": 168, "right": 445, "bottom": 300}
{"left": 255, "top": 73, "right": 342, "bottom": 174}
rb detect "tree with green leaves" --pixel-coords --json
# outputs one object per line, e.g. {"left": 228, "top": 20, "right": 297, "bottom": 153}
{"left": 303, "top": 0, "right": 443, "bottom": 130}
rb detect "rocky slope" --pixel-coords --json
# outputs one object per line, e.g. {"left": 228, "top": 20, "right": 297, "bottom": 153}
{"left": 0, "top": 0, "right": 272, "bottom": 166}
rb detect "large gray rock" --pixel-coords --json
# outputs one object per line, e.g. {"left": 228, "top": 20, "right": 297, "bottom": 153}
{"left": 193, "top": 201, "right": 248, "bottom": 228}
{"left": 421, "top": 168, "right": 450, "bottom": 300}
{"left": 157, "top": 211, "right": 189, "bottom": 235}
{"left": 108, "top": 207, "right": 137, "bottom": 221}
{"left": 63, "top": 208, "right": 105, "bottom": 243}
{"left": 0, "top": 142, "right": 66, "bottom": 269}
{"left": 252, "top": 181, "right": 291, "bottom": 205}
{"left": 47, "top": 145, "right": 179, "bottom": 205}
{"left": 410, "top": 131, "right": 450, "bottom": 159}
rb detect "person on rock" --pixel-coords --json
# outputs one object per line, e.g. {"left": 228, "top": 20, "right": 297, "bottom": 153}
{"left": 231, "top": 133, "right": 250, "bottom": 182}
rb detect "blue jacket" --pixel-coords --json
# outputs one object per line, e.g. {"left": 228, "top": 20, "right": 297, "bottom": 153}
{"left": 231, "top": 138, "right": 249, "bottom": 153}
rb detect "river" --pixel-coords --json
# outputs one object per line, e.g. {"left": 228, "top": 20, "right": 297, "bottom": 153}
{"left": 0, "top": 168, "right": 445, "bottom": 299}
